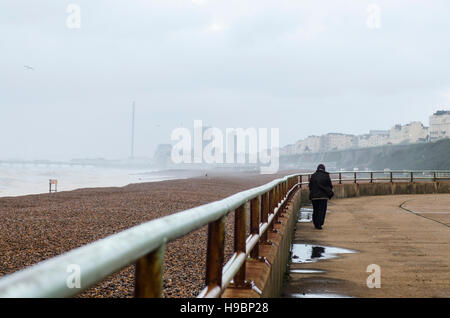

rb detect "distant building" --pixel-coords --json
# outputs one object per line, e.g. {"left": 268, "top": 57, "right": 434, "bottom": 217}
{"left": 388, "top": 124, "right": 404, "bottom": 144}
{"left": 369, "top": 130, "right": 390, "bottom": 137}
{"left": 152, "top": 144, "right": 172, "bottom": 167}
{"left": 320, "top": 133, "right": 356, "bottom": 152}
{"left": 429, "top": 110, "right": 450, "bottom": 141}
{"left": 388, "top": 121, "right": 428, "bottom": 144}
{"left": 297, "top": 136, "right": 321, "bottom": 153}
{"left": 280, "top": 144, "right": 296, "bottom": 156}
{"left": 279, "top": 110, "right": 448, "bottom": 155}
{"left": 406, "top": 121, "right": 429, "bottom": 142}
{"left": 357, "top": 131, "right": 389, "bottom": 148}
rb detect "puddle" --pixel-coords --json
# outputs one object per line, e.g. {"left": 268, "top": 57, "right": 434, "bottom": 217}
{"left": 290, "top": 269, "right": 325, "bottom": 274}
{"left": 298, "top": 206, "right": 313, "bottom": 223}
{"left": 286, "top": 244, "right": 357, "bottom": 299}
{"left": 291, "top": 293, "right": 352, "bottom": 298}
{"left": 291, "top": 244, "right": 356, "bottom": 264}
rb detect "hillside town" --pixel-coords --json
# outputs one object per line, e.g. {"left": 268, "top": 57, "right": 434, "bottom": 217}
{"left": 151, "top": 110, "right": 450, "bottom": 167}
{"left": 281, "top": 110, "right": 450, "bottom": 155}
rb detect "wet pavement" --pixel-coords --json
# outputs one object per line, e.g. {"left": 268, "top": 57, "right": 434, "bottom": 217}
{"left": 298, "top": 206, "right": 313, "bottom": 223}
{"left": 281, "top": 194, "right": 450, "bottom": 298}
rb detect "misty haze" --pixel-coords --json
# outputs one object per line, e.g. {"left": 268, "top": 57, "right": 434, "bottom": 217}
{"left": 1, "top": 0, "right": 449, "bottom": 305}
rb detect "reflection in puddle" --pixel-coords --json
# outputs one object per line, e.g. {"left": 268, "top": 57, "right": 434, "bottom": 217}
{"left": 291, "top": 244, "right": 356, "bottom": 264}
{"left": 286, "top": 244, "right": 357, "bottom": 299}
{"left": 290, "top": 269, "right": 325, "bottom": 274}
{"left": 291, "top": 293, "right": 353, "bottom": 298}
{"left": 298, "top": 206, "right": 313, "bottom": 223}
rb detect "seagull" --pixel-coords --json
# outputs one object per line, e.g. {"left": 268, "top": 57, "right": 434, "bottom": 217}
{"left": 24, "top": 65, "right": 34, "bottom": 71}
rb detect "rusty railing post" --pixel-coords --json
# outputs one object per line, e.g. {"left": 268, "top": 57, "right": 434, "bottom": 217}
{"left": 299, "top": 175, "right": 303, "bottom": 188}
{"left": 204, "top": 216, "right": 225, "bottom": 297}
{"left": 277, "top": 184, "right": 281, "bottom": 204}
{"left": 274, "top": 185, "right": 279, "bottom": 211}
{"left": 339, "top": 173, "right": 342, "bottom": 184}
{"left": 268, "top": 188, "right": 275, "bottom": 231}
{"left": 370, "top": 172, "right": 373, "bottom": 183}
{"left": 270, "top": 187, "right": 274, "bottom": 212}
{"left": 410, "top": 171, "right": 414, "bottom": 183}
{"left": 277, "top": 184, "right": 281, "bottom": 206}
{"left": 433, "top": 171, "right": 437, "bottom": 182}
{"left": 390, "top": 172, "right": 393, "bottom": 183}
{"left": 274, "top": 185, "right": 280, "bottom": 222}
{"left": 135, "top": 244, "right": 165, "bottom": 298}
{"left": 250, "top": 196, "right": 261, "bottom": 259}
{"left": 261, "top": 192, "right": 269, "bottom": 243}
{"left": 354, "top": 172, "right": 357, "bottom": 183}
{"left": 233, "top": 203, "right": 248, "bottom": 287}
{"left": 280, "top": 183, "right": 283, "bottom": 201}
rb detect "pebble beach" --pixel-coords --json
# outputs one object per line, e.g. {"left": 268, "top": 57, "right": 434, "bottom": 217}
{"left": 0, "top": 170, "right": 293, "bottom": 298}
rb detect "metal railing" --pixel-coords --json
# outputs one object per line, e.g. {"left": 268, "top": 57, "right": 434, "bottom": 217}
{"left": 0, "top": 170, "right": 449, "bottom": 298}
{"left": 0, "top": 173, "right": 301, "bottom": 298}
{"left": 327, "top": 170, "right": 450, "bottom": 184}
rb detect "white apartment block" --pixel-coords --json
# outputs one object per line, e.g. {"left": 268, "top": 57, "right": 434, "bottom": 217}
{"left": 297, "top": 136, "right": 321, "bottom": 153}
{"left": 320, "top": 133, "right": 356, "bottom": 151}
{"left": 388, "top": 121, "right": 428, "bottom": 144}
{"left": 407, "top": 121, "right": 429, "bottom": 142}
{"left": 281, "top": 136, "right": 321, "bottom": 155}
{"left": 357, "top": 131, "right": 389, "bottom": 148}
{"left": 429, "top": 110, "right": 450, "bottom": 141}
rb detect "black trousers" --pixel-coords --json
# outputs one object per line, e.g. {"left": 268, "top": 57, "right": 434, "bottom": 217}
{"left": 312, "top": 199, "right": 328, "bottom": 228}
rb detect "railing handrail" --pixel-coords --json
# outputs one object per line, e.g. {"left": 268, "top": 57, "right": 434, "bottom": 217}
{"left": 0, "top": 172, "right": 299, "bottom": 298}
{"left": 0, "top": 170, "right": 449, "bottom": 298}
{"left": 303, "top": 170, "right": 450, "bottom": 174}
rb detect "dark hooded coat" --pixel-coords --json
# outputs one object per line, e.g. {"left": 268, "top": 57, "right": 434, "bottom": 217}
{"left": 309, "top": 169, "right": 334, "bottom": 200}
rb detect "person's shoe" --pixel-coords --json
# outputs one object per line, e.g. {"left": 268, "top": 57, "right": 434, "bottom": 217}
{"left": 315, "top": 226, "right": 322, "bottom": 230}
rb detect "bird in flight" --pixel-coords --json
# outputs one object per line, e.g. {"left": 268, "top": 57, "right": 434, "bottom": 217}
{"left": 24, "top": 65, "right": 34, "bottom": 70}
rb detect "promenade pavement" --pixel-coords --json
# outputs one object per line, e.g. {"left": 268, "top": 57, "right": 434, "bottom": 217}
{"left": 282, "top": 194, "right": 450, "bottom": 298}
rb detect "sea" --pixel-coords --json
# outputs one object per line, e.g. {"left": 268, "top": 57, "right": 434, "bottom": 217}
{"left": 0, "top": 165, "right": 176, "bottom": 198}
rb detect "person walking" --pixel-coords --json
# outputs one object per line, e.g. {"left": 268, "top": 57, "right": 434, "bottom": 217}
{"left": 308, "top": 164, "right": 334, "bottom": 230}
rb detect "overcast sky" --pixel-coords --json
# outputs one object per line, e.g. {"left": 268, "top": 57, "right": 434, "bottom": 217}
{"left": 1, "top": 0, "right": 449, "bottom": 160}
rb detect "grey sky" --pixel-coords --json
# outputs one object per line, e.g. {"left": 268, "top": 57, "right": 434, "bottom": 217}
{"left": 1, "top": 0, "right": 449, "bottom": 160}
